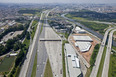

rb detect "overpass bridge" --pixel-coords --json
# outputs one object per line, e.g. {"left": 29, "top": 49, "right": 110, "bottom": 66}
{"left": 39, "top": 38, "right": 61, "bottom": 41}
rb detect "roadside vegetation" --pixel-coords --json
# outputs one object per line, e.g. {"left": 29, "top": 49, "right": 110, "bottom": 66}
{"left": 62, "top": 40, "right": 69, "bottom": 77}
{"left": 109, "top": 49, "right": 116, "bottom": 77}
{"left": 18, "top": 9, "right": 42, "bottom": 14}
{"left": 109, "top": 32, "right": 116, "bottom": 77}
{"left": 85, "top": 44, "right": 100, "bottom": 77}
{"left": 97, "top": 46, "right": 107, "bottom": 77}
{"left": 7, "top": 21, "right": 31, "bottom": 77}
{"left": 31, "top": 20, "right": 38, "bottom": 39}
{"left": 66, "top": 14, "right": 109, "bottom": 35}
{"left": 112, "top": 46, "right": 116, "bottom": 51}
{"left": 67, "top": 10, "right": 116, "bottom": 23}
{"left": 44, "top": 59, "right": 53, "bottom": 77}
{"left": 0, "top": 21, "right": 30, "bottom": 56}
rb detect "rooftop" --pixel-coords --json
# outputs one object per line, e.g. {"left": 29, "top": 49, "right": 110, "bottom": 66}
{"left": 73, "top": 35, "right": 93, "bottom": 42}
{"left": 65, "top": 43, "right": 81, "bottom": 77}
{"left": 75, "top": 42, "right": 92, "bottom": 52}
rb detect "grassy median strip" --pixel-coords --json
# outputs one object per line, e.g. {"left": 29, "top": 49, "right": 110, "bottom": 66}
{"left": 31, "top": 52, "right": 37, "bottom": 77}
{"left": 97, "top": 46, "right": 107, "bottom": 77}
{"left": 40, "top": 22, "right": 43, "bottom": 33}
{"left": 62, "top": 40, "right": 69, "bottom": 77}
{"left": 44, "top": 59, "right": 53, "bottom": 77}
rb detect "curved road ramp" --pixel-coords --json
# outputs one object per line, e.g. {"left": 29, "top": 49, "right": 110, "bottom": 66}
{"left": 102, "top": 29, "right": 116, "bottom": 77}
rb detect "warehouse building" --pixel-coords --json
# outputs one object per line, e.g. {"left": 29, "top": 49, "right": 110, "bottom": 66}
{"left": 64, "top": 43, "right": 82, "bottom": 77}
{"left": 75, "top": 26, "right": 86, "bottom": 34}
{"left": 75, "top": 42, "right": 92, "bottom": 52}
{"left": 73, "top": 35, "right": 93, "bottom": 42}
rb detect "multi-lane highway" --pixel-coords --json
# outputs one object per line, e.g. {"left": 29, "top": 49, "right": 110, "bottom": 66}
{"left": 19, "top": 9, "right": 62, "bottom": 77}
{"left": 44, "top": 10, "right": 63, "bottom": 77}
{"left": 102, "top": 29, "right": 116, "bottom": 77}
{"left": 90, "top": 28, "right": 113, "bottom": 77}
{"left": 19, "top": 12, "right": 44, "bottom": 77}
{"left": 36, "top": 11, "right": 48, "bottom": 77}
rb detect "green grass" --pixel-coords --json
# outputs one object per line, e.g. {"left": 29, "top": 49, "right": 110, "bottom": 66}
{"left": 85, "top": 67, "right": 92, "bottom": 77}
{"left": 32, "top": 20, "right": 38, "bottom": 27}
{"left": 85, "top": 44, "right": 100, "bottom": 77}
{"left": 66, "top": 14, "right": 88, "bottom": 21}
{"left": 40, "top": 22, "right": 43, "bottom": 33}
{"left": 44, "top": 59, "right": 53, "bottom": 77}
{"left": 62, "top": 40, "right": 69, "bottom": 77}
{"left": 31, "top": 52, "right": 37, "bottom": 77}
{"left": 31, "top": 24, "right": 38, "bottom": 39}
{"left": 109, "top": 32, "right": 116, "bottom": 77}
{"left": 108, "top": 50, "right": 116, "bottom": 77}
{"left": 66, "top": 14, "right": 109, "bottom": 35}
{"left": 97, "top": 46, "right": 107, "bottom": 77}
{"left": 0, "top": 57, "right": 15, "bottom": 72}
{"left": 23, "top": 38, "right": 30, "bottom": 50}
{"left": 113, "top": 31, "right": 116, "bottom": 35}
{"left": 31, "top": 20, "right": 38, "bottom": 39}
{"left": 112, "top": 46, "right": 116, "bottom": 51}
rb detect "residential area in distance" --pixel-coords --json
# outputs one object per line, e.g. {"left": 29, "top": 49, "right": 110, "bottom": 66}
{"left": 0, "top": 1, "right": 116, "bottom": 77}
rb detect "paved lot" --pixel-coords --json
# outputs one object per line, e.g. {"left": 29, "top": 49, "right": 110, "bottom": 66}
{"left": 2, "top": 31, "right": 23, "bottom": 41}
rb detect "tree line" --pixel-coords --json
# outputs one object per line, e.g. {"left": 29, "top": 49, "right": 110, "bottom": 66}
{"left": 0, "top": 21, "right": 30, "bottom": 56}
{"left": 69, "top": 10, "right": 116, "bottom": 22}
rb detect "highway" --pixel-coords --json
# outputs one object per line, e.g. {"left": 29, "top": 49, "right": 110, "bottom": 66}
{"left": 102, "top": 29, "right": 116, "bottom": 77}
{"left": 19, "top": 12, "right": 44, "bottom": 77}
{"left": 61, "top": 14, "right": 116, "bottom": 46}
{"left": 36, "top": 12, "right": 48, "bottom": 77}
{"left": 90, "top": 28, "right": 113, "bottom": 77}
{"left": 44, "top": 10, "right": 63, "bottom": 77}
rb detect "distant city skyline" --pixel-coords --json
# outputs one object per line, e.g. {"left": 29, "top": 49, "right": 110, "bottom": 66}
{"left": 0, "top": 0, "right": 116, "bottom": 4}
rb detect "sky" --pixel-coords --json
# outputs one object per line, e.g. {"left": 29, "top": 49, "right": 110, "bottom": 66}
{"left": 0, "top": 0, "right": 116, "bottom": 4}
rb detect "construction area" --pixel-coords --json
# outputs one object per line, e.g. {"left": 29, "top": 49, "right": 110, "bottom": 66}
{"left": 69, "top": 26, "right": 100, "bottom": 63}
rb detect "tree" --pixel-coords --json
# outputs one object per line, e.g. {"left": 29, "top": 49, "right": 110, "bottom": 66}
{"left": 26, "top": 32, "right": 30, "bottom": 40}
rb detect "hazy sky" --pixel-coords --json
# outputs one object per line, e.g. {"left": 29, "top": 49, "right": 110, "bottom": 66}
{"left": 0, "top": 0, "right": 116, "bottom": 4}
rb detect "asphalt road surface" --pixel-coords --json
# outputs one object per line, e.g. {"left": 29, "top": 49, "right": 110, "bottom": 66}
{"left": 19, "top": 12, "right": 44, "bottom": 77}
{"left": 90, "top": 28, "right": 113, "bottom": 77}
{"left": 36, "top": 12, "right": 48, "bottom": 77}
{"left": 102, "top": 29, "right": 116, "bottom": 77}
{"left": 44, "top": 10, "right": 63, "bottom": 77}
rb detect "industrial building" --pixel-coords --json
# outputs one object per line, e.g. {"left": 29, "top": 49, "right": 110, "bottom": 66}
{"left": 73, "top": 35, "right": 93, "bottom": 42}
{"left": 75, "top": 26, "right": 86, "bottom": 34}
{"left": 75, "top": 42, "right": 92, "bottom": 52}
{"left": 64, "top": 43, "right": 82, "bottom": 77}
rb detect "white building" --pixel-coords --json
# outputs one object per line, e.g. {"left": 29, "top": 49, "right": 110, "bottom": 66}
{"left": 73, "top": 35, "right": 93, "bottom": 42}
{"left": 10, "top": 53, "right": 18, "bottom": 56}
{"left": 75, "top": 26, "right": 86, "bottom": 34}
{"left": 75, "top": 42, "right": 92, "bottom": 52}
{"left": 64, "top": 43, "right": 82, "bottom": 77}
